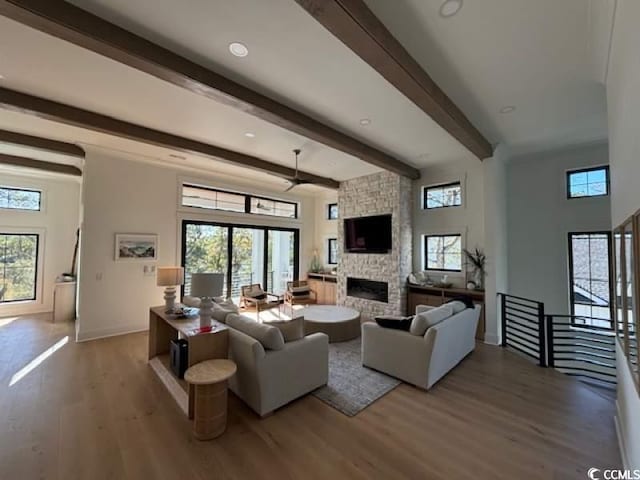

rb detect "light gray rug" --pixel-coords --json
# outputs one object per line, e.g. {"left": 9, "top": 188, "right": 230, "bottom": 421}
{"left": 312, "top": 338, "right": 400, "bottom": 416}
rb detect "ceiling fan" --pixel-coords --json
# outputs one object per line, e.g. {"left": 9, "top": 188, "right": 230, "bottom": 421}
{"left": 284, "top": 148, "right": 311, "bottom": 192}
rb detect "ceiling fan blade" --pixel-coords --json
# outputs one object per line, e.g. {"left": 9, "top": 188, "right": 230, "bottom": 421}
{"left": 284, "top": 182, "right": 296, "bottom": 192}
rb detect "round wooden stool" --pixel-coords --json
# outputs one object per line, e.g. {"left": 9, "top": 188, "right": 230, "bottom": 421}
{"left": 184, "top": 359, "right": 237, "bottom": 440}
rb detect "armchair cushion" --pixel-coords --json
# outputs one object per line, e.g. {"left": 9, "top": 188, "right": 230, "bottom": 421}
{"left": 227, "top": 314, "right": 285, "bottom": 350}
{"left": 266, "top": 317, "right": 305, "bottom": 342}
{"left": 410, "top": 304, "right": 454, "bottom": 336}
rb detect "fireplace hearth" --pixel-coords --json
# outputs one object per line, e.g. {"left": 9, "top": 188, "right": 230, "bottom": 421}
{"left": 346, "top": 277, "right": 389, "bottom": 303}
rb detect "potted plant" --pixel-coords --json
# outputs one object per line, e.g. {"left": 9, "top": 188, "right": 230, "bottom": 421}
{"left": 463, "top": 247, "right": 486, "bottom": 290}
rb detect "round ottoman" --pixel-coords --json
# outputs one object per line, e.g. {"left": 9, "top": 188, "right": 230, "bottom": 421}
{"left": 299, "top": 305, "right": 361, "bottom": 342}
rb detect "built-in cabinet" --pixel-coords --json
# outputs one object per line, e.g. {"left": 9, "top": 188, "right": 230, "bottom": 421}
{"left": 53, "top": 281, "right": 76, "bottom": 322}
{"left": 407, "top": 284, "right": 485, "bottom": 340}
{"left": 307, "top": 273, "right": 337, "bottom": 305}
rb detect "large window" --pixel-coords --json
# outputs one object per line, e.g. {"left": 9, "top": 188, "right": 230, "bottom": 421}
{"left": 424, "top": 234, "right": 462, "bottom": 271}
{"left": 0, "top": 187, "right": 41, "bottom": 211}
{"left": 181, "top": 184, "right": 298, "bottom": 219}
{"left": 568, "top": 232, "right": 613, "bottom": 327}
{"left": 567, "top": 166, "right": 609, "bottom": 198}
{"left": 0, "top": 233, "right": 39, "bottom": 303}
{"left": 182, "top": 221, "right": 299, "bottom": 299}
{"left": 423, "top": 182, "right": 462, "bottom": 209}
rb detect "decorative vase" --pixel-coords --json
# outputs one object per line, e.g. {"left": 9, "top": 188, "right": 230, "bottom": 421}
{"left": 473, "top": 268, "right": 484, "bottom": 290}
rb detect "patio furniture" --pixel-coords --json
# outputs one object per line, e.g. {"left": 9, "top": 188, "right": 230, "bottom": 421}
{"left": 240, "top": 284, "right": 281, "bottom": 320}
{"left": 284, "top": 280, "right": 317, "bottom": 311}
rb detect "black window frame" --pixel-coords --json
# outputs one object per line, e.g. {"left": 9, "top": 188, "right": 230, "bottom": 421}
{"left": 328, "top": 238, "right": 338, "bottom": 265}
{"left": 567, "top": 231, "right": 615, "bottom": 324}
{"left": 0, "top": 186, "right": 42, "bottom": 211}
{"left": 566, "top": 166, "right": 610, "bottom": 199}
{"left": 423, "top": 234, "right": 462, "bottom": 272}
{"left": 423, "top": 181, "right": 462, "bottom": 210}
{"left": 0, "top": 232, "right": 40, "bottom": 303}
{"left": 180, "top": 220, "right": 300, "bottom": 299}
{"left": 181, "top": 184, "right": 298, "bottom": 219}
{"left": 327, "top": 203, "right": 338, "bottom": 220}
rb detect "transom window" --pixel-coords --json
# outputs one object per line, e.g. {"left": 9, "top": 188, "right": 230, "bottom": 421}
{"left": 0, "top": 187, "right": 41, "bottom": 211}
{"left": 181, "top": 184, "right": 298, "bottom": 219}
{"left": 423, "top": 182, "right": 462, "bottom": 209}
{"left": 424, "top": 234, "right": 462, "bottom": 271}
{"left": 328, "top": 203, "right": 338, "bottom": 220}
{"left": 0, "top": 233, "right": 39, "bottom": 303}
{"left": 567, "top": 166, "right": 609, "bottom": 198}
{"left": 328, "top": 238, "right": 338, "bottom": 265}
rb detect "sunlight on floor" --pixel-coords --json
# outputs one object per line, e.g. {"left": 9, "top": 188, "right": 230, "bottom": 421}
{"left": 9, "top": 335, "right": 69, "bottom": 387}
{"left": 0, "top": 317, "right": 18, "bottom": 328}
{"left": 240, "top": 304, "right": 306, "bottom": 323}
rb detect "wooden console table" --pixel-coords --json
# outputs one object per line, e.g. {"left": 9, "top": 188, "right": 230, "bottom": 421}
{"left": 148, "top": 306, "right": 228, "bottom": 418}
{"left": 406, "top": 285, "right": 485, "bottom": 340}
{"left": 307, "top": 273, "right": 337, "bottom": 305}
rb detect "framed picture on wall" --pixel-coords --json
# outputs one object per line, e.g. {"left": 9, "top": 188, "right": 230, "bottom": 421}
{"left": 115, "top": 233, "right": 158, "bottom": 261}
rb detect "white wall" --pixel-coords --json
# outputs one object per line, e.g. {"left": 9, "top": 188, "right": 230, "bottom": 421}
{"left": 0, "top": 170, "right": 80, "bottom": 317}
{"left": 313, "top": 191, "right": 338, "bottom": 271}
{"left": 506, "top": 142, "right": 611, "bottom": 315}
{"left": 77, "top": 150, "right": 316, "bottom": 341}
{"left": 606, "top": 0, "right": 640, "bottom": 469}
{"left": 412, "top": 158, "right": 485, "bottom": 287}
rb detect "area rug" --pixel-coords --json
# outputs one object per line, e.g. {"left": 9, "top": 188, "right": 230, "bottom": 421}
{"left": 312, "top": 338, "right": 400, "bottom": 416}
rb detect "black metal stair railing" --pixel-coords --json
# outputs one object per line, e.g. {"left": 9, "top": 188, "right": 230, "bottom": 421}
{"left": 498, "top": 293, "right": 547, "bottom": 366}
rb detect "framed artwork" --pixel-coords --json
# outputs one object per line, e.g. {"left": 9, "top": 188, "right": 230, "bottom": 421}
{"left": 115, "top": 233, "right": 157, "bottom": 261}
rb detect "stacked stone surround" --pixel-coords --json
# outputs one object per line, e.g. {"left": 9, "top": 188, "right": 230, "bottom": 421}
{"left": 337, "top": 171, "right": 412, "bottom": 320}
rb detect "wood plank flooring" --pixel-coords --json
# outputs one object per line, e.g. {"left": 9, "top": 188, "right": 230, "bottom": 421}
{"left": 0, "top": 315, "right": 621, "bottom": 480}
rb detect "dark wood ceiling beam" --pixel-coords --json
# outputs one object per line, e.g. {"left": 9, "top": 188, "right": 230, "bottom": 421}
{"left": 0, "top": 0, "right": 419, "bottom": 179}
{"left": 0, "top": 152, "right": 82, "bottom": 176}
{"left": 295, "top": 0, "right": 493, "bottom": 160}
{"left": 0, "top": 128, "right": 84, "bottom": 157}
{"left": 0, "top": 87, "right": 339, "bottom": 189}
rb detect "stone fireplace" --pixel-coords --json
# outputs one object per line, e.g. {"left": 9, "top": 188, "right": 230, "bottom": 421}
{"left": 337, "top": 171, "right": 412, "bottom": 320}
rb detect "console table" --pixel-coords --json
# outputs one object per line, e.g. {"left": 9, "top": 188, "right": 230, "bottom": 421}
{"left": 307, "top": 273, "right": 337, "bottom": 305}
{"left": 406, "top": 285, "right": 485, "bottom": 340}
{"left": 148, "top": 306, "right": 228, "bottom": 418}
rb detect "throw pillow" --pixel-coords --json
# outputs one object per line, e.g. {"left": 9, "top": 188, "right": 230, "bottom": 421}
{"left": 226, "top": 314, "right": 285, "bottom": 350}
{"left": 375, "top": 315, "right": 413, "bottom": 331}
{"left": 410, "top": 304, "right": 454, "bottom": 336}
{"left": 267, "top": 317, "right": 305, "bottom": 342}
{"left": 291, "top": 285, "right": 310, "bottom": 293}
{"left": 211, "top": 302, "right": 238, "bottom": 323}
{"left": 445, "top": 295, "right": 475, "bottom": 309}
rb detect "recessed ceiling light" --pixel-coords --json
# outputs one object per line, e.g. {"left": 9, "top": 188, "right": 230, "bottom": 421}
{"left": 359, "top": 118, "right": 371, "bottom": 126}
{"left": 229, "top": 42, "right": 249, "bottom": 57}
{"left": 244, "top": 132, "right": 256, "bottom": 138}
{"left": 499, "top": 106, "right": 516, "bottom": 114}
{"left": 439, "top": 0, "right": 463, "bottom": 18}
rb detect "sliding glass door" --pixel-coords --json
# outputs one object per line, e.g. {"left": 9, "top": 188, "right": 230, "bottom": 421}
{"left": 182, "top": 220, "right": 299, "bottom": 301}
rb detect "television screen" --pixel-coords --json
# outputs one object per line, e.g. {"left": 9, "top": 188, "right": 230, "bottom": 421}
{"left": 344, "top": 214, "right": 392, "bottom": 253}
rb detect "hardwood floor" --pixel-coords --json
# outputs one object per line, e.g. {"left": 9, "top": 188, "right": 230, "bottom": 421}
{"left": 0, "top": 315, "right": 620, "bottom": 480}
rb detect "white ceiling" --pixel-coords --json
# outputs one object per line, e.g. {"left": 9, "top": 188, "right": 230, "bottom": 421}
{"left": 0, "top": 0, "right": 610, "bottom": 189}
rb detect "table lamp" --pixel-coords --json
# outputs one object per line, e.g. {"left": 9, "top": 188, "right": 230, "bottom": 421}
{"left": 190, "top": 273, "right": 224, "bottom": 327}
{"left": 157, "top": 266, "right": 185, "bottom": 313}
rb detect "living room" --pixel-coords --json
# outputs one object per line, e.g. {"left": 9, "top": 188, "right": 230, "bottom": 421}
{"left": 0, "top": 0, "right": 639, "bottom": 478}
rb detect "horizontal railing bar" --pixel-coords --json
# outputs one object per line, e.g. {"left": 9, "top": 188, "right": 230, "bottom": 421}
{"left": 506, "top": 330, "right": 540, "bottom": 349}
{"left": 506, "top": 337, "right": 539, "bottom": 356}
{"left": 552, "top": 335, "right": 614, "bottom": 345}
{"left": 506, "top": 319, "right": 539, "bottom": 335}
{"left": 498, "top": 292, "right": 544, "bottom": 306}
{"left": 559, "top": 371, "right": 616, "bottom": 383}
{"left": 553, "top": 343, "right": 615, "bottom": 353}
{"left": 506, "top": 343, "right": 538, "bottom": 360}
{"left": 506, "top": 311, "right": 541, "bottom": 326}
{"left": 505, "top": 305, "right": 541, "bottom": 319}
{"left": 553, "top": 357, "right": 616, "bottom": 368}
{"left": 505, "top": 298, "right": 540, "bottom": 311}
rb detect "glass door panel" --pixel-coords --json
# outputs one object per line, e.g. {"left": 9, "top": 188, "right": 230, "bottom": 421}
{"left": 231, "top": 228, "right": 265, "bottom": 301}
{"left": 183, "top": 224, "right": 228, "bottom": 296}
{"left": 267, "top": 230, "right": 295, "bottom": 294}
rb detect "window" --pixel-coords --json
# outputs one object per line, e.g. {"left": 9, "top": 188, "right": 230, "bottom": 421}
{"left": 423, "top": 182, "right": 462, "bottom": 209}
{"left": 0, "top": 233, "right": 39, "bottom": 303}
{"left": 567, "top": 166, "right": 609, "bottom": 198}
{"left": 328, "top": 238, "right": 338, "bottom": 264}
{"left": 568, "top": 232, "right": 613, "bottom": 328}
{"left": 181, "top": 184, "right": 298, "bottom": 219}
{"left": 0, "top": 187, "right": 41, "bottom": 211}
{"left": 424, "top": 234, "right": 462, "bottom": 271}
{"left": 328, "top": 203, "right": 338, "bottom": 220}
{"left": 182, "top": 221, "right": 299, "bottom": 299}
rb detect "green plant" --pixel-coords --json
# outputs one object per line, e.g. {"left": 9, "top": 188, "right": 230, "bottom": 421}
{"left": 463, "top": 247, "right": 486, "bottom": 272}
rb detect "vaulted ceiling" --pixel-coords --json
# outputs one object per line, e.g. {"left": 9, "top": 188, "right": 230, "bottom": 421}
{"left": 0, "top": 0, "right": 610, "bottom": 192}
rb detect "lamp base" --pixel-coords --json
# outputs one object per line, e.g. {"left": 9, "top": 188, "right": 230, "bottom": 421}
{"left": 164, "top": 286, "right": 177, "bottom": 313}
{"left": 199, "top": 297, "right": 213, "bottom": 327}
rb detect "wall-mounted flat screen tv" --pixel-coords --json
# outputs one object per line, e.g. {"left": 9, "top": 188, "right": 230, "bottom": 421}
{"left": 344, "top": 214, "right": 392, "bottom": 253}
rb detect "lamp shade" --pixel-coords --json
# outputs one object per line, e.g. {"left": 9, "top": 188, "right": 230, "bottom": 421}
{"left": 157, "top": 267, "right": 184, "bottom": 287}
{"left": 190, "top": 272, "right": 224, "bottom": 298}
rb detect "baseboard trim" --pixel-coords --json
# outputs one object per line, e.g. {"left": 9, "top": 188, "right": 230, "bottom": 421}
{"left": 615, "top": 401, "right": 630, "bottom": 470}
{"left": 76, "top": 324, "right": 148, "bottom": 342}
{"left": 484, "top": 332, "right": 500, "bottom": 345}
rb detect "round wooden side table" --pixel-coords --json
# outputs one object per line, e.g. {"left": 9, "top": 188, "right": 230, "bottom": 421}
{"left": 184, "top": 359, "right": 237, "bottom": 440}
